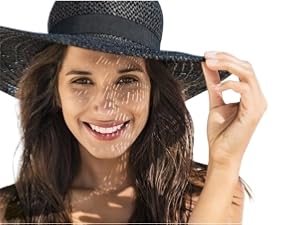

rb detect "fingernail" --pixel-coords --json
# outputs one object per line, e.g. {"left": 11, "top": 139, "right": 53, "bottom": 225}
{"left": 206, "top": 59, "right": 218, "bottom": 66}
{"left": 205, "top": 51, "right": 218, "bottom": 59}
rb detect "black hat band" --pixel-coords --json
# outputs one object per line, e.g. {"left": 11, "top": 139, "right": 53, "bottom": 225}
{"left": 49, "top": 14, "right": 160, "bottom": 50}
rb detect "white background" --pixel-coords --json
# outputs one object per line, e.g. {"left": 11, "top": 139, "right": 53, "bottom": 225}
{"left": 1, "top": 0, "right": 300, "bottom": 224}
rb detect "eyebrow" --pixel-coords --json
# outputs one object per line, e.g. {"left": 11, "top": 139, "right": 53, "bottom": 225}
{"left": 65, "top": 66, "right": 144, "bottom": 76}
{"left": 118, "top": 66, "right": 144, "bottom": 74}
{"left": 65, "top": 70, "right": 92, "bottom": 76}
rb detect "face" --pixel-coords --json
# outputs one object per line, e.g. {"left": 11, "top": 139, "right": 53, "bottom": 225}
{"left": 58, "top": 46, "right": 151, "bottom": 159}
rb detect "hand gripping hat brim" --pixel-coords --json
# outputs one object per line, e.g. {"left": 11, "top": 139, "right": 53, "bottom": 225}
{"left": 0, "top": 1, "right": 231, "bottom": 100}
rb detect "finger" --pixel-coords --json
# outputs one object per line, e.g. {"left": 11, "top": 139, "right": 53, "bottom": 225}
{"left": 206, "top": 51, "right": 251, "bottom": 70}
{"left": 201, "top": 61, "right": 225, "bottom": 110}
{"left": 216, "top": 80, "right": 253, "bottom": 113}
{"left": 217, "top": 80, "right": 250, "bottom": 98}
{"left": 205, "top": 51, "right": 257, "bottom": 84}
{"left": 217, "top": 80, "right": 268, "bottom": 120}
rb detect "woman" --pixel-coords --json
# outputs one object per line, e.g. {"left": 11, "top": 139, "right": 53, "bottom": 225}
{"left": 0, "top": 1, "right": 267, "bottom": 224}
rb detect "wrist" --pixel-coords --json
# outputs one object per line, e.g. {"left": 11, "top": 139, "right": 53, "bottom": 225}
{"left": 208, "top": 153, "right": 242, "bottom": 170}
{"left": 207, "top": 159, "right": 241, "bottom": 181}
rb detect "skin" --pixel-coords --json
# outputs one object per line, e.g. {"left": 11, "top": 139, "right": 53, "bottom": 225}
{"left": 189, "top": 51, "right": 268, "bottom": 223}
{"left": 57, "top": 46, "right": 151, "bottom": 223}
{"left": 0, "top": 50, "right": 267, "bottom": 223}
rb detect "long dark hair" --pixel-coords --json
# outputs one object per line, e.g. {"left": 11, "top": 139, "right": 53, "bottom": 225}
{"left": 0, "top": 44, "right": 252, "bottom": 223}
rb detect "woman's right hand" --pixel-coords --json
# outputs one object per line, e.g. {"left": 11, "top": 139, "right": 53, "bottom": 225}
{"left": 201, "top": 51, "right": 267, "bottom": 168}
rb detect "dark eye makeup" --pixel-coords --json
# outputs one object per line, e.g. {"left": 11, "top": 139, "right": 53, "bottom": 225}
{"left": 117, "top": 76, "right": 138, "bottom": 85}
{"left": 71, "top": 75, "right": 139, "bottom": 86}
{"left": 72, "top": 78, "right": 93, "bottom": 85}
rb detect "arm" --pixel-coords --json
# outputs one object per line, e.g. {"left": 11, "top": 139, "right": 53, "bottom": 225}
{"left": 188, "top": 51, "right": 266, "bottom": 223}
{"left": 188, "top": 162, "right": 244, "bottom": 224}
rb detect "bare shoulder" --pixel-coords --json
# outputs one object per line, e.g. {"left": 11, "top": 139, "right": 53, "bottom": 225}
{"left": 186, "top": 178, "right": 245, "bottom": 222}
{"left": 186, "top": 162, "right": 245, "bottom": 221}
{"left": 0, "top": 204, "right": 7, "bottom": 223}
{"left": 230, "top": 179, "right": 245, "bottom": 222}
{"left": 0, "top": 184, "right": 16, "bottom": 223}
{"left": 185, "top": 163, "right": 207, "bottom": 211}
{"left": 0, "top": 192, "right": 8, "bottom": 223}
{"left": 189, "top": 178, "right": 245, "bottom": 204}
{"left": 233, "top": 179, "right": 245, "bottom": 204}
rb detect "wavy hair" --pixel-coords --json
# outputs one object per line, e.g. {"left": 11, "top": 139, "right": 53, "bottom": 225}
{"left": 0, "top": 44, "right": 252, "bottom": 223}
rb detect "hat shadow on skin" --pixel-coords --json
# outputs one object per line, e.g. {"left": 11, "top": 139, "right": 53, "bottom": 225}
{"left": 0, "top": 42, "right": 216, "bottom": 224}
{"left": 69, "top": 176, "right": 136, "bottom": 223}
{"left": 0, "top": 2, "right": 234, "bottom": 223}
{"left": 57, "top": 46, "right": 151, "bottom": 223}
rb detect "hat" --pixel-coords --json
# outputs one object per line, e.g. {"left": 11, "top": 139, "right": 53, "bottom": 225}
{"left": 0, "top": 1, "right": 230, "bottom": 100}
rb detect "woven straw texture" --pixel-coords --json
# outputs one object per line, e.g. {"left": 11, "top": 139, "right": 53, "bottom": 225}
{"left": 0, "top": 1, "right": 230, "bottom": 99}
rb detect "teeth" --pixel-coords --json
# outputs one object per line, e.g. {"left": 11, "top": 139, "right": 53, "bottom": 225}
{"left": 89, "top": 123, "right": 124, "bottom": 134}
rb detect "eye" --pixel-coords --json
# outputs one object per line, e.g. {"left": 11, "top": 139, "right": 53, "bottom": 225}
{"left": 117, "top": 76, "right": 138, "bottom": 85}
{"left": 72, "top": 78, "right": 93, "bottom": 85}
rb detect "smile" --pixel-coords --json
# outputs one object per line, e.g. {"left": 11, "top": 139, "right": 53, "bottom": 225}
{"left": 89, "top": 122, "right": 125, "bottom": 134}
{"left": 83, "top": 120, "right": 130, "bottom": 141}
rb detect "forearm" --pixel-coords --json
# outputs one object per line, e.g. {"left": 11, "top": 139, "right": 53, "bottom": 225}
{"left": 188, "top": 161, "right": 241, "bottom": 224}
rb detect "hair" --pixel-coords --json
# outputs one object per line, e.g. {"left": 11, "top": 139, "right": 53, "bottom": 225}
{"left": 0, "top": 44, "right": 252, "bottom": 223}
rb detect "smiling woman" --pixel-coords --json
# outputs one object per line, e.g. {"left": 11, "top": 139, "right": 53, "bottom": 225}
{"left": 58, "top": 46, "right": 151, "bottom": 160}
{"left": 0, "top": 43, "right": 206, "bottom": 223}
{"left": 0, "top": 1, "right": 267, "bottom": 224}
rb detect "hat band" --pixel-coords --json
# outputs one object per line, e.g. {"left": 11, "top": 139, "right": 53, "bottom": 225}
{"left": 49, "top": 14, "right": 161, "bottom": 50}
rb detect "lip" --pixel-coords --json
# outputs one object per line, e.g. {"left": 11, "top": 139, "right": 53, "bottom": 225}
{"left": 84, "top": 120, "right": 129, "bottom": 128}
{"left": 83, "top": 120, "right": 130, "bottom": 141}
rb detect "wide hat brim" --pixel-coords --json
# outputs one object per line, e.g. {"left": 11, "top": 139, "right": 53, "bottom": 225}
{"left": 0, "top": 26, "right": 231, "bottom": 100}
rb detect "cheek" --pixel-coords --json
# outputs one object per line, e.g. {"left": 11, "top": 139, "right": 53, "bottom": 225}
{"left": 60, "top": 85, "right": 96, "bottom": 113}
{"left": 123, "top": 86, "right": 151, "bottom": 124}
{"left": 118, "top": 83, "right": 150, "bottom": 105}
{"left": 59, "top": 87, "right": 92, "bottom": 121}
{"left": 70, "top": 87, "right": 93, "bottom": 104}
{"left": 59, "top": 82, "right": 150, "bottom": 115}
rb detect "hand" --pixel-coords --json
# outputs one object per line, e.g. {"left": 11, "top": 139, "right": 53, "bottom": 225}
{"left": 201, "top": 51, "right": 268, "bottom": 167}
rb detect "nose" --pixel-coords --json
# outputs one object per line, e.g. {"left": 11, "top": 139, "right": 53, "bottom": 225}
{"left": 91, "top": 84, "right": 118, "bottom": 115}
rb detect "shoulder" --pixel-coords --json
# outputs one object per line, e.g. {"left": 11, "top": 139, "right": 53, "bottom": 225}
{"left": 184, "top": 161, "right": 208, "bottom": 217}
{"left": 185, "top": 162, "right": 246, "bottom": 219}
{"left": 0, "top": 184, "right": 17, "bottom": 200}
{"left": 185, "top": 177, "right": 246, "bottom": 222}
{"left": 231, "top": 178, "right": 245, "bottom": 209}
{"left": 189, "top": 161, "right": 208, "bottom": 192}
{"left": 0, "top": 202, "right": 7, "bottom": 223}
{"left": 0, "top": 184, "right": 18, "bottom": 223}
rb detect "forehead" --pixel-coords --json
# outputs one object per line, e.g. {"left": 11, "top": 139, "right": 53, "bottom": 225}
{"left": 62, "top": 46, "right": 145, "bottom": 68}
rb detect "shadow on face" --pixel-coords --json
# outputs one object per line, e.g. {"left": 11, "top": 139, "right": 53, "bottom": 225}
{"left": 58, "top": 46, "right": 151, "bottom": 159}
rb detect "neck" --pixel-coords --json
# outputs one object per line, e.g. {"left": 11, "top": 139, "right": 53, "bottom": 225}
{"left": 71, "top": 146, "right": 135, "bottom": 194}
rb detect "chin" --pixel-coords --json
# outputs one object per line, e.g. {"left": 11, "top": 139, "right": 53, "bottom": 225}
{"left": 79, "top": 141, "right": 133, "bottom": 159}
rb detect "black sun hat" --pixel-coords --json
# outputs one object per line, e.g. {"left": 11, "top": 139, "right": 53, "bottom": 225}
{"left": 0, "top": 1, "right": 230, "bottom": 100}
